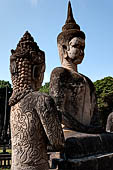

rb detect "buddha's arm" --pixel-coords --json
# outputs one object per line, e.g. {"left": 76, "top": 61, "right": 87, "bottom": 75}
{"left": 63, "top": 111, "right": 104, "bottom": 133}
{"left": 90, "top": 92, "right": 100, "bottom": 126}
{"left": 35, "top": 94, "right": 65, "bottom": 151}
{"left": 82, "top": 75, "right": 101, "bottom": 127}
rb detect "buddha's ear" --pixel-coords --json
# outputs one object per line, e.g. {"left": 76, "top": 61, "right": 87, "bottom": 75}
{"left": 32, "top": 63, "right": 45, "bottom": 81}
{"left": 10, "top": 60, "right": 18, "bottom": 75}
{"left": 32, "top": 65, "right": 39, "bottom": 80}
{"left": 64, "top": 51, "right": 68, "bottom": 59}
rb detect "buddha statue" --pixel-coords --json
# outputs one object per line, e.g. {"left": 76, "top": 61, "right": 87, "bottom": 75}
{"left": 50, "top": 1, "right": 103, "bottom": 133}
{"left": 106, "top": 112, "right": 113, "bottom": 132}
{"left": 9, "top": 31, "right": 64, "bottom": 170}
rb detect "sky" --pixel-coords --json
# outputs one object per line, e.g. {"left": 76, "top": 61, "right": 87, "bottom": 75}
{"left": 0, "top": 0, "right": 113, "bottom": 85}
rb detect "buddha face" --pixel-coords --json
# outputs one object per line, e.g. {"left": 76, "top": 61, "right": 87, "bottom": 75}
{"left": 58, "top": 37, "right": 85, "bottom": 65}
{"left": 67, "top": 37, "right": 85, "bottom": 64}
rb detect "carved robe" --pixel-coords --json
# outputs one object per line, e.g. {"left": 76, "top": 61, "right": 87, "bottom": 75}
{"left": 50, "top": 67, "right": 99, "bottom": 132}
{"left": 10, "top": 91, "right": 64, "bottom": 170}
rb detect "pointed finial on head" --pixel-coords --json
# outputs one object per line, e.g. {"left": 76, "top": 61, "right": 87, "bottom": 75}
{"left": 66, "top": 1, "right": 75, "bottom": 24}
{"left": 62, "top": 1, "right": 80, "bottom": 31}
{"left": 22, "top": 31, "right": 34, "bottom": 42}
{"left": 57, "top": 1, "right": 85, "bottom": 45}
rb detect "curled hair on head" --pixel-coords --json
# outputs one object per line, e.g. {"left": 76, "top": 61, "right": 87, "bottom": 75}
{"left": 9, "top": 31, "right": 45, "bottom": 106}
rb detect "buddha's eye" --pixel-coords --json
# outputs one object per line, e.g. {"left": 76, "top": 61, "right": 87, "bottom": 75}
{"left": 72, "top": 44, "right": 79, "bottom": 48}
{"left": 62, "top": 45, "right": 67, "bottom": 50}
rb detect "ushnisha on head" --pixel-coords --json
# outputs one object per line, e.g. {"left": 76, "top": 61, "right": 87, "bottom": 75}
{"left": 57, "top": 1, "right": 85, "bottom": 67}
{"left": 9, "top": 31, "right": 45, "bottom": 106}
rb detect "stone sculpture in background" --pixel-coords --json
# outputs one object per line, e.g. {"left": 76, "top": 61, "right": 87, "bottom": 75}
{"left": 106, "top": 112, "right": 113, "bottom": 132}
{"left": 50, "top": 1, "right": 103, "bottom": 133}
{"left": 9, "top": 31, "right": 64, "bottom": 170}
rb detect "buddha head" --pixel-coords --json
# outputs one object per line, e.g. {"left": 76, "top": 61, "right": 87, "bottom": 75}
{"left": 9, "top": 31, "right": 45, "bottom": 105}
{"left": 57, "top": 1, "right": 85, "bottom": 66}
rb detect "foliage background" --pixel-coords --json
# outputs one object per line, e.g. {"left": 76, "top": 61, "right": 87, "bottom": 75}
{"left": 94, "top": 76, "right": 113, "bottom": 128}
{"left": 0, "top": 81, "right": 12, "bottom": 143}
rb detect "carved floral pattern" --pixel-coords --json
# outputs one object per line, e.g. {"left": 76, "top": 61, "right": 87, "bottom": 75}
{"left": 11, "top": 92, "right": 64, "bottom": 170}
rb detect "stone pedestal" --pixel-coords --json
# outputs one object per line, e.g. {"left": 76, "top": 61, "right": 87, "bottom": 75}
{"left": 51, "top": 131, "right": 113, "bottom": 170}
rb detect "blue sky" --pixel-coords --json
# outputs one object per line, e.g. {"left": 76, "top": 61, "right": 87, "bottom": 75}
{"left": 0, "top": 0, "right": 113, "bottom": 85}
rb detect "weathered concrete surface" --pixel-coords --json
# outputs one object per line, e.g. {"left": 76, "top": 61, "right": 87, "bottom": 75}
{"left": 49, "top": 131, "right": 113, "bottom": 170}
{"left": 64, "top": 132, "right": 113, "bottom": 159}
{"left": 57, "top": 153, "right": 113, "bottom": 170}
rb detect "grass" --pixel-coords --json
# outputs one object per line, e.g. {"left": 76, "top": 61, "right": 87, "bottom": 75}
{"left": 0, "top": 168, "right": 10, "bottom": 170}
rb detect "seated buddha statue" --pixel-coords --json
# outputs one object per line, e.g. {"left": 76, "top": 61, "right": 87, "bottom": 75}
{"left": 49, "top": 1, "right": 103, "bottom": 133}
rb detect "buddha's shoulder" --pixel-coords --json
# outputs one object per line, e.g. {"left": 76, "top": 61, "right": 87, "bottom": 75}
{"left": 51, "top": 67, "right": 69, "bottom": 76}
{"left": 50, "top": 68, "right": 95, "bottom": 89}
{"left": 50, "top": 67, "right": 84, "bottom": 83}
{"left": 31, "top": 92, "right": 56, "bottom": 111}
{"left": 23, "top": 91, "right": 53, "bottom": 105}
{"left": 50, "top": 67, "right": 71, "bottom": 81}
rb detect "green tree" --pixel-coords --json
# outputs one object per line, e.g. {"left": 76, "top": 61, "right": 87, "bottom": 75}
{"left": 0, "top": 80, "right": 11, "bottom": 89}
{"left": 0, "top": 81, "right": 12, "bottom": 143}
{"left": 94, "top": 76, "right": 113, "bottom": 128}
{"left": 39, "top": 82, "right": 49, "bottom": 94}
